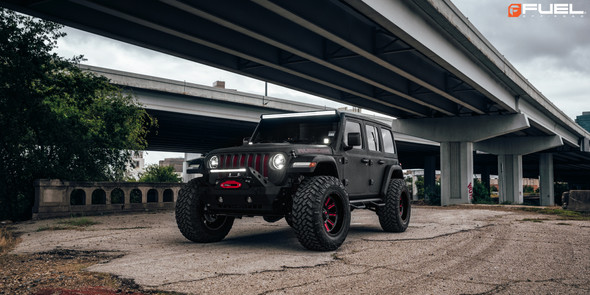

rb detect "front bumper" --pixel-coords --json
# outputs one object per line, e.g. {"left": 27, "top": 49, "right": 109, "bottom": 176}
{"left": 201, "top": 167, "right": 285, "bottom": 215}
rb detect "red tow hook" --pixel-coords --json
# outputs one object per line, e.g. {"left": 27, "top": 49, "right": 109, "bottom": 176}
{"left": 220, "top": 180, "right": 242, "bottom": 189}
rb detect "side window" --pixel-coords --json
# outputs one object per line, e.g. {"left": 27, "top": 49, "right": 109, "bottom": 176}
{"left": 366, "top": 125, "right": 381, "bottom": 152}
{"left": 343, "top": 121, "right": 363, "bottom": 149}
{"left": 381, "top": 128, "right": 396, "bottom": 154}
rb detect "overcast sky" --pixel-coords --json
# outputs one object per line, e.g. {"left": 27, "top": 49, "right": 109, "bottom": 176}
{"left": 52, "top": 0, "right": 590, "bottom": 164}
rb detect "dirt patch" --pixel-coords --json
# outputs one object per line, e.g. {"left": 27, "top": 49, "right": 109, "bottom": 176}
{"left": 0, "top": 245, "right": 180, "bottom": 295}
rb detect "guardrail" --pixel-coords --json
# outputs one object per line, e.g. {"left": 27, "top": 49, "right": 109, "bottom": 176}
{"left": 33, "top": 179, "right": 183, "bottom": 219}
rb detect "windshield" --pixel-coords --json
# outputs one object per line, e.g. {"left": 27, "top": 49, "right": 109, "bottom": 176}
{"left": 252, "top": 115, "right": 339, "bottom": 145}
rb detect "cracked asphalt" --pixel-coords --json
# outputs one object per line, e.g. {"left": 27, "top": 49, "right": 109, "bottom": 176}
{"left": 11, "top": 206, "right": 590, "bottom": 294}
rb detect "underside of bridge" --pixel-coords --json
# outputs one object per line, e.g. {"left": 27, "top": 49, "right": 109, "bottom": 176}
{"left": 144, "top": 110, "right": 257, "bottom": 152}
{"left": 4, "top": 0, "right": 590, "bottom": 204}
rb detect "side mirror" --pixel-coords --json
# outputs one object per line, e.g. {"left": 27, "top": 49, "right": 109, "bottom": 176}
{"left": 345, "top": 133, "right": 361, "bottom": 150}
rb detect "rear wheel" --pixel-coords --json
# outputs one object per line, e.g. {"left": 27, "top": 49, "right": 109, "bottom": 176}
{"left": 378, "top": 179, "right": 411, "bottom": 232}
{"left": 175, "top": 178, "right": 234, "bottom": 243}
{"left": 292, "top": 176, "right": 351, "bottom": 251}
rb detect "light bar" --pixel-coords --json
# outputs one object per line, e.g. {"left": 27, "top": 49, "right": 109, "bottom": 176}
{"left": 262, "top": 110, "right": 337, "bottom": 119}
{"left": 210, "top": 168, "right": 247, "bottom": 173}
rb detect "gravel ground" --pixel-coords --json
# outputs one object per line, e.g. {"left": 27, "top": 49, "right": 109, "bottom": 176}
{"left": 4, "top": 205, "right": 590, "bottom": 294}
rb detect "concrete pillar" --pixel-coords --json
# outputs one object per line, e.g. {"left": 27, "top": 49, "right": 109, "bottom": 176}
{"left": 481, "top": 166, "right": 491, "bottom": 196}
{"left": 392, "top": 114, "right": 530, "bottom": 206}
{"left": 498, "top": 155, "right": 523, "bottom": 204}
{"left": 440, "top": 142, "right": 473, "bottom": 205}
{"left": 476, "top": 136, "right": 562, "bottom": 205}
{"left": 424, "top": 155, "right": 436, "bottom": 200}
{"left": 539, "top": 153, "right": 554, "bottom": 206}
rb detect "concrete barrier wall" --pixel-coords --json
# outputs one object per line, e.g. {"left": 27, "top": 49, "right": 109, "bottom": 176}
{"left": 33, "top": 179, "right": 183, "bottom": 219}
{"left": 562, "top": 190, "right": 590, "bottom": 212}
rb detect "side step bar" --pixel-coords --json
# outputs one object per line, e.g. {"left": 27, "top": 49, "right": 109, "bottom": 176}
{"left": 350, "top": 198, "right": 385, "bottom": 210}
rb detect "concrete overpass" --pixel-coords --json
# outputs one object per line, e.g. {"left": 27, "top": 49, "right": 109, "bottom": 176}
{"left": 82, "top": 65, "right": 330, "bottom": 152}
{"left": 4, "top": 0, "right": 590, "bottom": 206}
{"left": 84, "top": 65, "right": 590, "bottom": 200}
{"left": 83, "top": 65, "right": 441, "bottom": 161}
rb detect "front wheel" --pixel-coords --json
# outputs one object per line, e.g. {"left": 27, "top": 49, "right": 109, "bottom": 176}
{"left": 175, "top": 178, "right": 234, "bottom": 243}
{"left": 378, "top": 179, "right": 411, "bottom": 232}
{"left": 291, "top": 176, "right": 351, "bottom": 251}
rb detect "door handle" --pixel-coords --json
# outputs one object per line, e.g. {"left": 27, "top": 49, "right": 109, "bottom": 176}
{"left": 361, "top": 158, "right": 370, "bottom": 164}
{"left": 378, "top": 160, "right": 385, "bottom": 165}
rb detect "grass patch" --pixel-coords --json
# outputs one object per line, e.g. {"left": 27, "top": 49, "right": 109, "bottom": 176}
{"left": 57, "top": 217, "right": 100, "bottom": 227}
{"left": 517, "top": 207, "right": 590, "bottom": 220}
{"left": 37, "top": 217, "right": 100, "bottom": 232}
{"left": 36, "top": 225, "right": 70, "bottom": 232}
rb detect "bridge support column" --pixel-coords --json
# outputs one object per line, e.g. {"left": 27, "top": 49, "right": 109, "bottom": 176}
{"left": 539, "top": 153, "right": 554, "bottom": 206}
{"left": 498, "top": 155, "right": 523, "bottom": 204}
{"left": 392, "top": 114, "right": 529, "bottom": 206}
{"left": 441, "top": 142, "right": 473, "bottom": 205}
{"left": 481, "top": 166, "right": 491, "bottom": 196}
{"left": 476, "top": 136, "right": 563, "bottom": 204}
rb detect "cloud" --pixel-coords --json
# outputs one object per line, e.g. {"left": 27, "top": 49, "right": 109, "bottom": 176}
{"left": 452, "top": 0, "right": 590, "bottom": 119}
{"left": 55, "top": 27, "right": 344, "bottom": 108}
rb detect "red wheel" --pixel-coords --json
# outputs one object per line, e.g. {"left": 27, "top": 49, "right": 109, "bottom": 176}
{"left": 322, "top": 195, "right": 340, "bottom": 234}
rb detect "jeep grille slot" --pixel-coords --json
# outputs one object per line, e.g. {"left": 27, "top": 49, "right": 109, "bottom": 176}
{"left": 218, "top": 153, "right": 270, "bottom": 177}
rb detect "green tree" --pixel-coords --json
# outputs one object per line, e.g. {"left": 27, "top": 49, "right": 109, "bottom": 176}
{"left": 139, "top": 165, "right": 182, "bottom": 183}
{"left": 0, "top": 9, "right": 156, "bottom": 220}
{"left": 414, "top": 176, "right": 425, "bottom": 198}
{"left": 472, "top": 178, "right": 493, "bottom": 204}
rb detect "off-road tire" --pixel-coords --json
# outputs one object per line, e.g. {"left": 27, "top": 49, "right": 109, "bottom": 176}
{"left": 175, "top": 178, "right": 234, "bottom": 243}
{"left": 378, "top": 179, "right": 411, "bottom": 232}
{"left": 292, "top": 176, "right": 351, "bottom": 251}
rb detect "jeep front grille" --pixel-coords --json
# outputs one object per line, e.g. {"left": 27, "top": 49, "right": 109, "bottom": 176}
{"left": 218, "top": 153, "right": 270, "bottom": 177}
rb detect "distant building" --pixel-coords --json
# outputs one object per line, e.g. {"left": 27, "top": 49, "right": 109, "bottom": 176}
{"left": 576, "top": 112, "right": 590, "bottom": 132}
{"left": 159, "top": 157, "right": 184, "bottom": 178}
{"left": 126, "top": 151, "right": 145, "bottom": 180}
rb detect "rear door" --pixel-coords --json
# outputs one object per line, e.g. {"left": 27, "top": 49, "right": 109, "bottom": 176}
{"left": 365, "top": 123, "right": 387, "bottom": 195}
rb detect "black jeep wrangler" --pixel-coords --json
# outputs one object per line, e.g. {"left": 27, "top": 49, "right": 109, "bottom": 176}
{"left": 176, "top": 110, "right": 410, "bottom": 251}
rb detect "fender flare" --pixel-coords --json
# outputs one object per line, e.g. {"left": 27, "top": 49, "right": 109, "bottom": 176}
{"left": 380, "top": 164, "right": 404, "bottom": 197}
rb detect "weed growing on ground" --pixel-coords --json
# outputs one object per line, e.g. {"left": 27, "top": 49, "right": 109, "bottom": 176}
{"left": 57, "top": 217, "right": 99, "bottom": 227}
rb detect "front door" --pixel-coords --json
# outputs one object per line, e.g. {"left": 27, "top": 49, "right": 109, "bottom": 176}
{"left": 341, "top": 119, "right": 369, "bottom": 198}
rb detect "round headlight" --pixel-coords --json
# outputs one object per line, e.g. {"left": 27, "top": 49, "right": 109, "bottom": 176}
{"left": 208, "top": 155, "right": 219, "bottom": 169}
{"left": 271, "top": 153, "right": 286, "bottom": 170}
